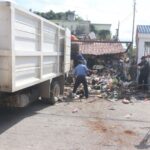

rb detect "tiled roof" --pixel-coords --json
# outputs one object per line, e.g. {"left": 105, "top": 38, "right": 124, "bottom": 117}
{"left": 72, "top": 41, "right": 125, "bottom": 55}
{"left": 137, "top": 25, "right": 150, "bottom": 34}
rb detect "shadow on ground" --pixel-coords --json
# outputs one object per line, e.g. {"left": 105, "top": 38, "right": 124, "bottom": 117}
{"left": 0, "top": 100, "right": 50, "bottom": 135}
{"left": 135, "top": 130, "right": 150, "bottom": 149}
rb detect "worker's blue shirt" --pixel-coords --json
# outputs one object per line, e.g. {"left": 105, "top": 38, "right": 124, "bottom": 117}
{"left": 73, "top": 64, "right": 89, "bottom": 76}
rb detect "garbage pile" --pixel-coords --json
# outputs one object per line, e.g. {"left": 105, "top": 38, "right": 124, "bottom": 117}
{"left": 71, "top": 59, "right": 138, "bottom": 101}
{"left": 64, "top": 57, "right": 150, "bottom": 103}
{"left": 87, "top": 69, "right": 136, "bottom": 101}
{"left": 87, "top": 74, "right": 121, "bottom": 100}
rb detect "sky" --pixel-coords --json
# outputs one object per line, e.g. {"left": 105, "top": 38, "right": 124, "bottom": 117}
{"left": 2, "top": 0, "right": 150, "bottom": 41}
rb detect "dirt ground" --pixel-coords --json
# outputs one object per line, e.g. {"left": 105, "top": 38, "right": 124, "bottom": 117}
{"left": 0, "top": 95, "right": 150, "bottom": 150}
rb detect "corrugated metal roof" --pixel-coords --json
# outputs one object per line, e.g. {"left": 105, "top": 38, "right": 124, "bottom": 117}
{"left": 72, "top": 41, "right": 125, "bottom": 55}
{"left": 137, "top": 25, "right": 150, "bottom": 34}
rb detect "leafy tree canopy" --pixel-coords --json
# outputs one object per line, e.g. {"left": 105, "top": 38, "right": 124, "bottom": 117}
{"left": 34, "top": 10, "right": 83, "bottom": 21}
{"left": 98, "top": 30, "right": 111, "bottom": 40}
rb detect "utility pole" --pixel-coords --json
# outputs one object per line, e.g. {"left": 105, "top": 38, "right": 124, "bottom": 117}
{"left": 115, "top": 21, "right": 120, "bottom": 41}
{"left": 132, "top": 0, "right": 136, "bottom": 49}
{"left": 117, "top": 21, "right": 120, "bottom": 41}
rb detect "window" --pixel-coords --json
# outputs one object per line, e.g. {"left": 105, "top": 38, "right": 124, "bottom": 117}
{"left": 144, "top": 42, "right": 150, "bottom": 56}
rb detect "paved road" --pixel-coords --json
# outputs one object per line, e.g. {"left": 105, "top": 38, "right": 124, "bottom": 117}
{"left": 0, "top": 98, "right": 150, "bottom": 150}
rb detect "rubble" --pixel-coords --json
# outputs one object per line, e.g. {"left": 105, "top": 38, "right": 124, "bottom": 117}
{"left": 124, "top": 113, "right": 133, "bottom": 119}
{"left": 122, "top": 99, "right": 130, "bottom": 104}
{"left": 64, "top": 57, "right": 150, "bottom": 103}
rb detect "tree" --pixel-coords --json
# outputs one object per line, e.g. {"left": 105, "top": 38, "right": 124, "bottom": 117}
{"left": 34, "top": 10, "right": 82, "bottom": 21}
{"left": 98, "top": 30, "right": 111, "bottom": 40}
{"left": 34, "top": 10, "right": 60, "bottom": 20}
{"left": 76, "top": 25, "right": 85, "bottom": 35}
{"left": 75, "top": 15, "right": 83, "bottom": 21}
{"left": 90, "top": 24, "right": 96, "bottom": 33}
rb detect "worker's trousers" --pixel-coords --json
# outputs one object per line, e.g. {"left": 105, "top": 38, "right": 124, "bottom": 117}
{"left": 138, "top": 74, "right": 148, "bottom": 90}
{"left": 73, "top": 75, "right": 88, "bottom": 98}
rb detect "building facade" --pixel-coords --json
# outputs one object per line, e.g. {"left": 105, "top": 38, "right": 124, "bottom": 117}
{"left": 52, "top": 12, "right": 111, "bottom": 39}
{"left": 136, "top": 25, "right": 150, "bottom": 63}
{"left": 52, "top": 20, "right": 90, "bottom": 35}
{"left": 91, "top": 23, "right": 111, "bottom": 31}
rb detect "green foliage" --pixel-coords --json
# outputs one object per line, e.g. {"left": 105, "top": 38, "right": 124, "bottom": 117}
{"left": 34, "top": 10, "right": 57, "bottom": 20}
{"left": 98, "top": 30, "right": 111, "bottom": 40}
{"left": 90, "top": 25, "right": 96, "bottom": 33}
{"left": 75, "top": 15, "right": 83, "bottom": 21}
{"left": 128, "top": 45, "right": 136, "bottom": 58}
{"left": 76, "top": 25, "right": 85, "bottom": 35}
{"left": 34, "top": 10, "right": 83, "bottom": 21}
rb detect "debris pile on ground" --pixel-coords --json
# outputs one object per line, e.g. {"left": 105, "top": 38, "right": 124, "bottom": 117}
{"left": 85, "top": 64, "right": 138, "bottom": 102}
{"left": 63, "top": 58, "right": 150, "bottom": 103}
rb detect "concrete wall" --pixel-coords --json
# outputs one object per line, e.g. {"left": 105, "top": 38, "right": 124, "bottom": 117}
{"left": 137, "top": 33, "right": 150, "bottom": 63}
{"left": 136, "top": 32, "right": 150, "bottom": 87}
{"left": 91, "top": 24, "right": 111, "bottom": 31}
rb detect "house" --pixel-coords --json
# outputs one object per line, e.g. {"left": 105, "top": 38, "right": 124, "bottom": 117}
{"left": 71, "top": 40, "right": 127, "bottom": 69}
{"left": 91, "top": 24, "right": 111, "bottom": 39}
{"left": 52, "top": 11, "right": 90, "bottom": 35}
{"left": 91, "top": 23, "right": 111, "bottom": 31}
{"left": 52, "top": 12, "right": 111, "bottom": 39}
{"left": 72, "top": 41, "right": 124, "bottom": 55}
{"left": 136, "top": 25, "right": 150, "bottom": 63}
{"left": 53, "top": 19, "right": 91, "bottom": 35}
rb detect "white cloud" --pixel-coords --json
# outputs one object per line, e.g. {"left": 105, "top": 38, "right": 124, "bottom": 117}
{"left": 0, "top": 0, "right": 16, "bottom": 2}
{"left": 14, "top": 0, "right": 150, "bottom": 41}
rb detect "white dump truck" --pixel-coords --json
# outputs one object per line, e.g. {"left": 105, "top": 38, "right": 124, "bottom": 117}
{"left": 0, "top": 1, "right": 71, "bottom": 107}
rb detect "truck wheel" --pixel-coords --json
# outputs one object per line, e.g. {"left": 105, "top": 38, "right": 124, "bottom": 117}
{"left": 49, "top": 81, "right": 61, "bottom": 105}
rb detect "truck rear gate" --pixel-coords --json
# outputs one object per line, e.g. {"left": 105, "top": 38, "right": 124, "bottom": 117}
{"left": 0, "top": 2, "right": 71, "bottom": 107}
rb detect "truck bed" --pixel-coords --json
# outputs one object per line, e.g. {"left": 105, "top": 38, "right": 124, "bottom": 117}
{"left": 0, "top": 2, "right": 70, "bottom": 92}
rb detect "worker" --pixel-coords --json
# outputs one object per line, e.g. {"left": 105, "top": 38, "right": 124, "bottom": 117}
{"left": 129, "top": 58, "right": 137, "bottom": 81}
{"left": 123, "top": 57, "right": 131, "bottom": 81}
{"left": 138, "top": 56, "right": 149, "bottom": 90}
{"left": 72, "top": 60, "right": 89, "bottom": 99}
{"left": 75, "top": 52, "right": 87, "bottom": 66}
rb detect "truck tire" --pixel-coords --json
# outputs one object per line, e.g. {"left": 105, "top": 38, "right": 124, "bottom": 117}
{"left": 49, "top": 81, "right": 61, "bottom": 105}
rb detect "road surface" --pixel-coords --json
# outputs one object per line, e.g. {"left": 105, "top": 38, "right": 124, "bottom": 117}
{"left": 0, "top": 97, "right": 150, "bottom": 150}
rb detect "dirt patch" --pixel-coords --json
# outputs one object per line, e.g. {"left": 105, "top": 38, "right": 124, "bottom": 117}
{"left": 124, "top": 130, "right": 136, "bottom": 136}
{"left": 87, "top": 120, "right": 138, "bottom": 148}
{"left": 88, "top": 120, "right": 108, "bottom": 133}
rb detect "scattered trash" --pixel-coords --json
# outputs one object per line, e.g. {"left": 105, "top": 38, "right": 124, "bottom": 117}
{"left": 144, "top": 98, "right": 149, "bottom": 101}
{"left": 74, "top": 95, "right": 80, "bottom": 100}
{"left": 72, "top": 108, "right": 79, "bottom": 113}
{"left": 62, "top": 96, "right": 68, "bottom": 100}
{"left": 53, "top": 97, "right": 58, "bottom": 102}
{"left": 122, "top": 99, "right": 130, "bottom": 104}
{"left": 108, "top": 98, "right": 118, "bottom": 102}
{"left": 57, "top": 97, "right": 64, "bottom": 102}
{"left": 124, "top": 113, "right": 132, "bottom": 119}
{"left": 88, "top": 98, "right": 98, "bottom": 103}
{"left": 109, "top": 107, "right": 116, "bottom": 110}
{"left": 64, "top": 58, "right": 149, "bottom": 103}
{"left": 130, "top": 96, "right": 137, "bottom": 103}
{"left": 97, "top": 94, "right": 103, "bottom": 98}
{"left": 124, "top": 130, "right": 136, "bottom": 136}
